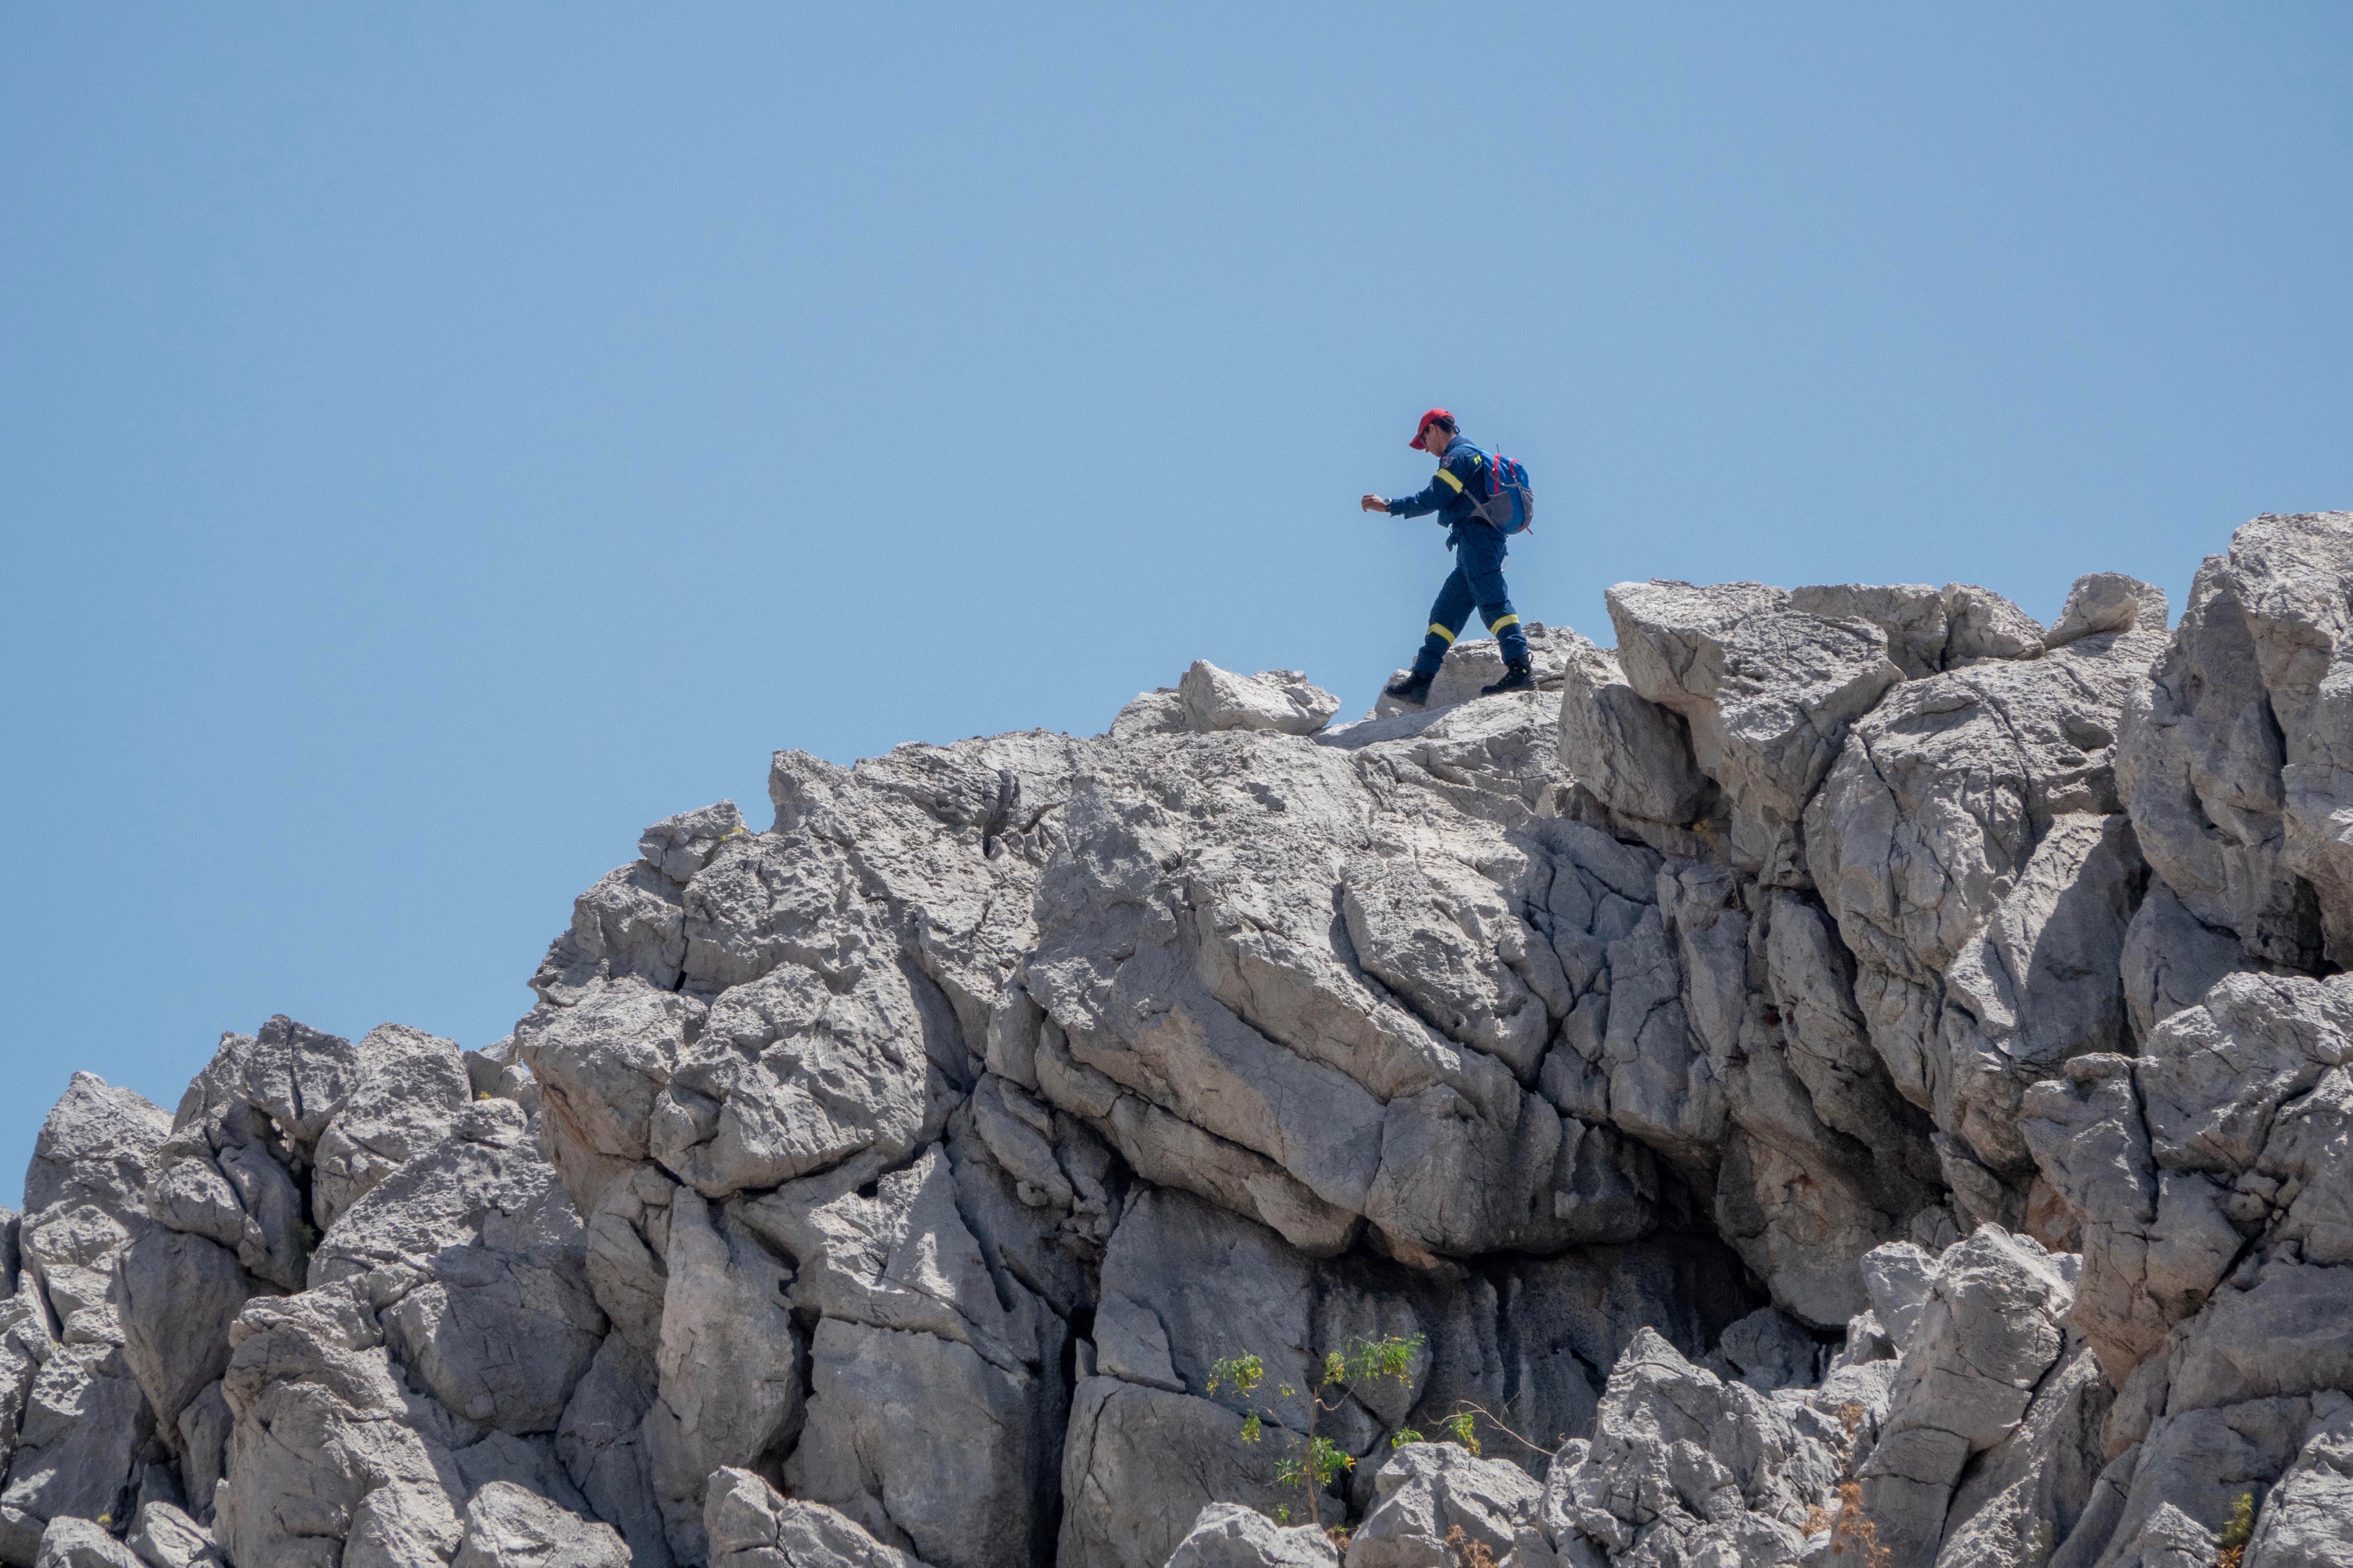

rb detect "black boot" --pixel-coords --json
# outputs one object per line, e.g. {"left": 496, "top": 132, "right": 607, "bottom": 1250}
{"left": 1480, "top": 661, "right": 1535, "bottom": 697}
{"left": 1383, "top": 670, "right": 1434, "bottom": 707}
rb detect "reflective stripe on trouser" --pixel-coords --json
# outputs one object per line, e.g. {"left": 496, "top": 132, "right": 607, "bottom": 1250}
{"left": 1412, "top": 524, "right": 1527, "bottom": 678}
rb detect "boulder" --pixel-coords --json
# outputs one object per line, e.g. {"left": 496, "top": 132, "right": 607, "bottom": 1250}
{"left": 452, "top": 1481, "right": 630, "bottom": 1568}
{"left": 1857, "top": 1227, "right": 2074, "bottom": 1568}
{"left": 1805, "top": 623, "right": 2166, "bottom": 1225}
{"left": 1541, "top": 1328, "right": 1847, "bottom": 1567}
{"left": 705, "top": 1468, "right": 939, "bottom": 1568}
{"left": 312, "top": 1100, "right": 605, "bottom": 1436}
{"left": 1554, "top": 631, "right": 1714, "bottom": 831}
{"left": 1168, "top": 1504, "right": 1336, "bottom": 1568}
{"left": 2240, "top": 1396, "right": 2353, "bottom": 1568}
{"left": 642, "top": 1191, "right": 804, "bottom": 1563}
{"left": 213, "top": 1286, "right": 468, "bottom": 1568}
{"left": 1179, "top": 663, "right": 1341, "bottom": 736}
{"left": 516, "top": 978, "right": 703, "bottom": 1215}
{"left": 1346, "top": 1443, "right": 1538, "bottom": 1568}
{"left": 30, "top": 1520, "right": 141, "bottom": 1568}
{"left": 125, "top": 1502, "right": 222, "bottom": 1568}
{"left": 1607, "top": 581, "right": 1901, "bottom": 881}
{"left": 1057, "top": 1378, "right": 1291, "bottom": 1568}
{"left": 1941, "top": 584, "right": 2046, "bottom": 662}
{"left": 310, "top": 1024, "right": 473, "bottom": 1231}
{"left": 2046, "top": 573, "right": 2169, "bottom": 651}
{"left": 2119, "top": 515, "right": 2353, "bottom": 971}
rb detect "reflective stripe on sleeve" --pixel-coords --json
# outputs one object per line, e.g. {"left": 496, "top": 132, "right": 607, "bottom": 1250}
{"left": 1436, "top": 468, "right": 1465, "bottom": 493}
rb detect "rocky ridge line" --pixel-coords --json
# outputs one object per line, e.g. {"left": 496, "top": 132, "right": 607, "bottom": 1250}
{"left": 3, "top": 511, "right": 2350, "bottom": 1568}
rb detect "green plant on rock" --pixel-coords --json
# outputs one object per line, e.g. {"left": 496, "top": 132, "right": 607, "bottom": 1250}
{"left": 2216, "top": 1490, "right": 2255, "bottom": 1568}
{"left": 1209, "top": 1332, "right": 1425, "bottom": 1530}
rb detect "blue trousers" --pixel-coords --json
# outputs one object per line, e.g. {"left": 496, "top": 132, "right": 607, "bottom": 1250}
{"left": 1413, "top": 522, "right": 1527, "bottom": 677}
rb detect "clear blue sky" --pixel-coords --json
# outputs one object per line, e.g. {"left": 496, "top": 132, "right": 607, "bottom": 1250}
{"left": 4, "top": 5, "right": 2348, "bottom": 1194}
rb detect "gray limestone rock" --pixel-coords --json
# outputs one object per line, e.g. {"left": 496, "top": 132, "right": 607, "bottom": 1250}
{"left": 1607, "top": 581, "right": 1902, "bottom": 881}
{"left": 1072, "top": 1181, "right": 1753, "bottom": 1535}
{"left": 655, "top": 950, "right": 952, "bottom": 1202}
{"left": 23, "top": 1076, "right": 172, "bottom": 1225}
{"left": 1805, "top": 626, "right": 2165, "bottom": 1164}
{"left": 2047, "top": 574, "right": 2170, "bottom": 651}
{"left": 231, "top": 1016, "right": 363, "bottom": 1162}
{"left": 2119, "top": 883, "right": 2245, "bottom": 1045}
{"left": 1931, "top": 1335, "right": 2112, "bottom": 1568}
{"left": 311, "top": 1024, "right": 473, "bottom": 1232}
{"left": 1857, "top": 1227, "right": 2074, "bottom": 1568}
{"left": 531, "top": 822, "right": 701, "bottom": 1004}
{"left": 313, "top": 1100, "right": 605, "bottom": 1436}
{"left": 1715, "top": 1307, "right": 1822, "bottom": 1393}
{"left": 1167, "top": 1505, "right": 1336, "bottom": 1568}
{"left": 214, "top": 1285, "right": 468, "bottom": 1568}
{"left": 1789, "top": 583, "right": 1949, "bottom": 680}
{"left": 144, "top": 1033, "right": 310, "bottom": 1294}
{"left": 1861, "top": 1242, "right": 1939, "bottom": 1354}
{"left": 1329, "top": 692, "right": 1564, "bottom": 832}
{"left": 172, "top": 1387, "right": 230, "bottom": 1532}
{"left": 642, "top": 1189, "right": 803, "bottom": 1564}
{"left": 2, "top": 1074, "right": 177, "bottom": 1565}
{"left": 1542, "top": 1327, "right": 1847, "bottom": 1567}
{"left": 126, "top": 1501, "right": 222, "bottom": 1568}
{"left": 1058, "top": 1377, "right": 1293, "bottom": 1568}
{"left": 639, "top": 801, "right": 750, "bottom": 885}
{"left": 2242, "top": 1397, "right": 2353, "bottom": 1568}
{"left": 1368, "top": 624, "right": 1578, "bottom": 720}
{"left": 2223, "top": 515, "right": 2353, "bottom": 966}
{"left": 743, "top": 1145, "right": 1067, "bottom": 1568}
{"left": 21, "top": 518, "right": 2353, "bottom": 1568}
{"left": 2082, "top": 1394, "right": 2317, "bottom": 1568}
{"left": 31, "top": 1520, "right": 141, "bottom": 1568}
{"left": 1027, "top": 732, "right": 1646, "bottom": 1261}
{"left": 1109, "top": 689, "right": 1189, "bottom": 740}
{"left": 1179, "top": 663, "right": 1341, "bottom": 736}
{"left": 1935, "top": 812, "right": 2146, "bottom": 1180}
{"left": 705, "top": 1467, "right": 939, "bottom": 1568}
{"left": 554, "top": 1338, "right": 669, "bottom": 1568}
{"left": 784, "top": 1318, "right": 1064, "bottom": 1568}
{"left": 1347, "top": 1443, "right": 1539, "bottom": 1568}
{"left": 450, "top": 1432, "right": 588, "bottom": 1518}
{"left": 112, "top": 1225, "right": 250, "bottom": 1436}
{"left": 1941, "top": 584, "right": 2047, "bottom": 663}
{"left": 452, "top": 1481, "right": 630, "bottom": 1568}
{"left": 1553, "top": 631, "right": 1713, "bottom": 829}
{"left": 0, "top": 1342, "right": 152, "bottom": 1562}
{"left": 2024, "top": 971, "right": 2353, "bottom": 1387}
{"left": 2119, "top": 515, "right": 2353, "bottom": 971}
{"left": 516, "top": 977, "right": 703, "bottom": 1216}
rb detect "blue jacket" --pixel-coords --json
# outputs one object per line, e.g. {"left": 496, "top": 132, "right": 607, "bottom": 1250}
{"left": 1386, "top": 436, "right": 1492, "bottom": 543}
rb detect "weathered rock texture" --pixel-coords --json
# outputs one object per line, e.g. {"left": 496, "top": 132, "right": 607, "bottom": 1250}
{"left": 11, "top": 512, "right": 2353, "bottom": 1568}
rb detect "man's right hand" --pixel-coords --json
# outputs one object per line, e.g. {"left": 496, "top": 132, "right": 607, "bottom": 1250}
{"left": 1360, "top": 494, "right": 1387, "bottom": 513}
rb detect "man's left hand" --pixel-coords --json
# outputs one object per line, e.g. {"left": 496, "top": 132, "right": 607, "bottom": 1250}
{"left": 1360, "top": 494, "right": 1387, "bottom": 513}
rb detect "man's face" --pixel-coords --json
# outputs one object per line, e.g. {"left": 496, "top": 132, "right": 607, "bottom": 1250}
{"left": 1421, "top": 421, "right": 1449, "bottom": 454}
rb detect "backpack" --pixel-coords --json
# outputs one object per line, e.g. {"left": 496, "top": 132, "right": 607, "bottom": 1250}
{"left": 1464, "top": 447, "right": 1535, "bottom": 535}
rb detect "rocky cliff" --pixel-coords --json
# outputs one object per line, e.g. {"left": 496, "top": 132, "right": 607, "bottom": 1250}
{"left": 7, "top": 512, "right": 2352, "bottom": 1568}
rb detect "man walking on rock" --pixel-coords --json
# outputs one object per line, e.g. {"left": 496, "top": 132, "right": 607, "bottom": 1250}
{"left": 1360, "top": 408, "right": 1533, "bottom": 705}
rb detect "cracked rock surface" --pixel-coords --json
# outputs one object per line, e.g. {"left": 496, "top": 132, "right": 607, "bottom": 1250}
{"left": 10, "top": 512, "right": 2353, "bottom": 1568}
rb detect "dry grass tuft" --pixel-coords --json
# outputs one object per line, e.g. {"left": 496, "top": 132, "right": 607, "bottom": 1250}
{"left": 1444, "top": 1525, "right": 1498, "bottom": 1568}
{"left": 1829, "top": 1481, "right": 1891, "bottom": 1568}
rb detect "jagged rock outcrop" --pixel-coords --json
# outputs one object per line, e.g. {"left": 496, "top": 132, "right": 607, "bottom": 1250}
{"left": 1163, "top": 1506, "right": 1333, "bottom": 1568}
{"left": 10, "top": 511, "right": 2353, "bottom": 1568}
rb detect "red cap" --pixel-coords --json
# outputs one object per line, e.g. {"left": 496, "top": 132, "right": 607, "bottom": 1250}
{"left": 1408, "top": 408, "right": 1453, "bottom": 450}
